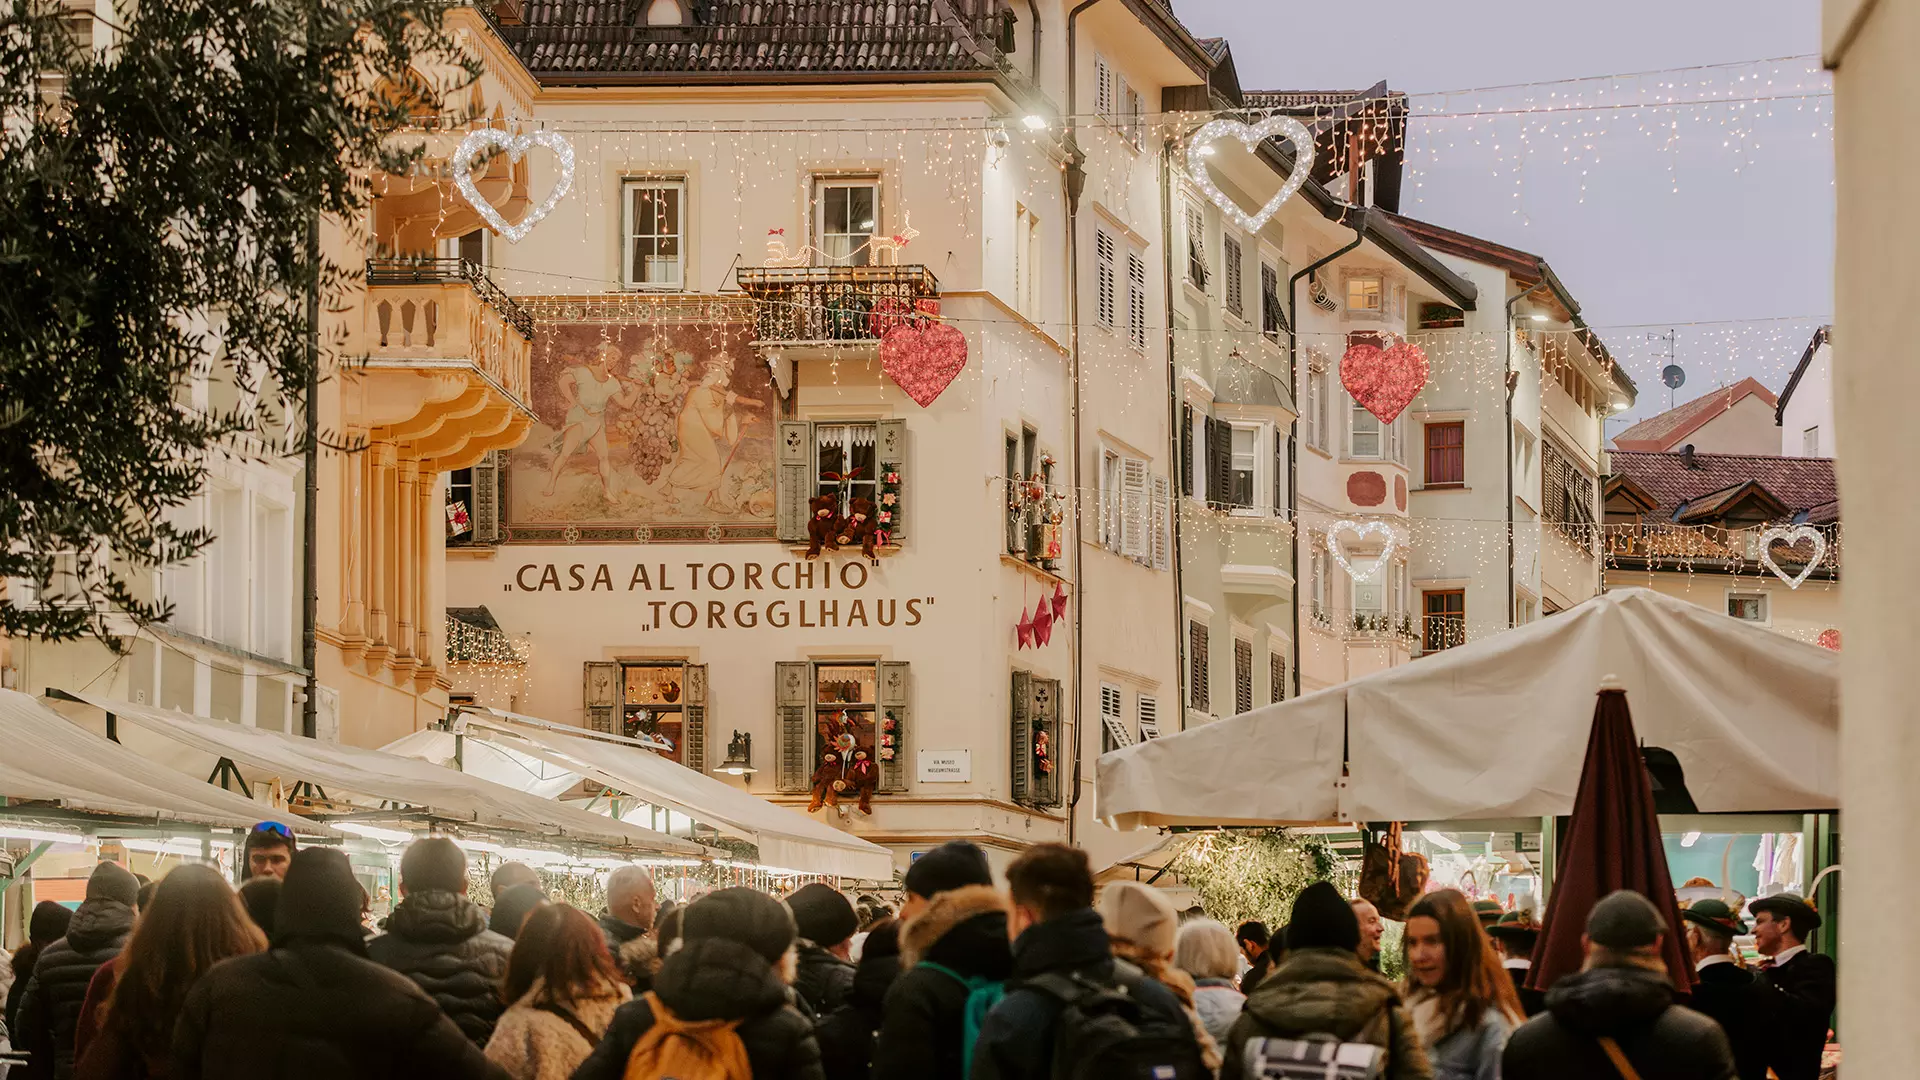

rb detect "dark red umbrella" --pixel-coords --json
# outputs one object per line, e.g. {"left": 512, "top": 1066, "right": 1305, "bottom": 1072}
{"left": 1528, "top": 681, "right": 1693, "bottom": 995}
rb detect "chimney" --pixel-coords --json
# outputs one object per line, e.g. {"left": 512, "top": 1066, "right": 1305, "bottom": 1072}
{"left": 1680, "top": 444, "right": 1697, "bottom": 470}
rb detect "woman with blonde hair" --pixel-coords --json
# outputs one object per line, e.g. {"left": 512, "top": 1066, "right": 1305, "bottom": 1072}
{"left": 484, "top": 904, "right": 630, "bottom": 1080}
{"left": 74, "top": 864, "right": 267, "bottom": 1080}
{"left": 1174, "top": 919, "right": 1247, "bottom": 1045}
{"left": 1098, "top": 882, "right": 1222, "bottom": 1072}
{"left": 1402, "top": 888, "right": 1524, "bottom": 1080}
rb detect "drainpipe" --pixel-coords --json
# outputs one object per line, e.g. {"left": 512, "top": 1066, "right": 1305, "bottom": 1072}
{"left": 1159, "top": 140, "right": 1185, "bottom": 735}
{"left": 1062, "top": 0, "right": 1102, "bottom": 846}
{"left": 1286, "top": 209, "right": 1367, "bottom": 696}
{"left": 1027, "top": 0, "right": 1042, "bottom": 88}
{"left": 1504, "top": 274, "right": 1546, "bottom": 629}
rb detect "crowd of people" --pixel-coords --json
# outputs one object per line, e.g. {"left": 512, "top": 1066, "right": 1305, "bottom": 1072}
{"left": 0, "top": 825, "right": 1836, "bottom": 1080}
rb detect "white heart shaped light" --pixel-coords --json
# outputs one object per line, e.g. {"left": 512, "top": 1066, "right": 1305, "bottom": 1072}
{"left": 1756, "top": 524, "right": 1827, "bottom": 590}
{"left": 450, "top": 127, "right": 576, "bottom": 244}
{"left": 1185, "top": 115, "right": 1316, "bottom": 235}
{"left": 1326, "top": 519, "right": 1399, "bottom": 584}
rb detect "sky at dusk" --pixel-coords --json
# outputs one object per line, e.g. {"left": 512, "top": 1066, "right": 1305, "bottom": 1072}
{"left": 1173, "top": 0, "right": 1832, "bottom": 431}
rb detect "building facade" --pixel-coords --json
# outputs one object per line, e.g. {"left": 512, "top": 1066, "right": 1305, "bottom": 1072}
{"left": 1775, "top": 326, "right": 1834, "bottom": 457}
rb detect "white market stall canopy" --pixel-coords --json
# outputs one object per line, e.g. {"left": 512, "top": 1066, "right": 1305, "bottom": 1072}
{"left": 1098, "top": 587, "right": 1839, "bottom": 828}
{"left": 55, "top": 694, "right": 703, "bottom": 857}
{"left": 0, "top": 690, "right": 322, "bottom": 834}
{"left": 450, "top": 709, "right": 896, "bottom": 881}
{"left": 381, "top": 729, "right": 581, "bottom": 801}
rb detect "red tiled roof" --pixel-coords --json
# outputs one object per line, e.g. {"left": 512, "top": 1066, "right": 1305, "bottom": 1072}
{"left": 1612, "top": 378, "right": 1778, "bottom": 451}
{"left": 1608, "top": 450, "right": 1839, "bottom": 521}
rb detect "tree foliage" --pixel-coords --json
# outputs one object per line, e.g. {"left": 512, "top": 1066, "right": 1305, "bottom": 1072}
{"left": 1166, "top": 828, "right": 1354, "bottom": 933}
{"left": 0, "top": 0, "right": 477, "bottom": 642}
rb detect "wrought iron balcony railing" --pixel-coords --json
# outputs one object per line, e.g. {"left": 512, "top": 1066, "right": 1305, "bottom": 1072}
{"left": 735, "top": 265, "right": 939, "bottom": 347}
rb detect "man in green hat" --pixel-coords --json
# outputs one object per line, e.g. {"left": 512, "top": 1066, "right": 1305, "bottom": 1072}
{"left": 1681, "top": 900, "right": 1768, "bottom": 1080}
{"left": 1471, "top": 898, "right": 1504, "bottom": 929}
{"left": 1485, "top": 911, "right": 1545, "bottom": 1016}
{"left": 1748, "top": 893, "right": 1835, "bottom": 1080}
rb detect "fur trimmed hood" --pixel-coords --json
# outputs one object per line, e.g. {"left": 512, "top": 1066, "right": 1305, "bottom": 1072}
{"left": 899, "top": 885, "right": 1008, "bottom": 968}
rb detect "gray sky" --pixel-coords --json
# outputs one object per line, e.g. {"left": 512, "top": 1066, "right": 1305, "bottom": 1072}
{"left": 1174, "top": 0, "right": 1832, "bottom": 428}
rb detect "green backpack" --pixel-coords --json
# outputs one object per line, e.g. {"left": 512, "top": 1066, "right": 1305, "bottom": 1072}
{"left": 917, "top": 961, "right": 1006, "bottom": 1077}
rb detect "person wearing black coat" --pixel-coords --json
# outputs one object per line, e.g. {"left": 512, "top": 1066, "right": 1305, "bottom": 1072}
{"left": 1749, "top": 893, "right": 1836, "bottom": 1080}
{"left": 4, "top": 902, "right": 73, "bottom": 1047}
{"left": 814, "top": 918, "right": 900, "bottom": 1080}
{"left": 786, "top": 883, "right": 858, "bottom": 1019}
{"left": 170, "top": 847, "right": 505, "bottom": 1080}
{"left": 872, "top": 884, "right": 1013, "bottom": 1080}
{"left": 1681, "top": 900, "right": 1770, "bottom": 1080}
{"left": 970, "top": 845, "right": 1194, "bottom": 1080}
{"left": 365, "top": 840, "right": 511, "bottom": 1046}
{"left": 16, "top": 863, "right": 138, "bottom": 1080}
{"left": 571, "top": 888, "right": 823, "bottom": 1080}
{"left": 1503, "top": 891, "right": 1736, "bottom": 1080}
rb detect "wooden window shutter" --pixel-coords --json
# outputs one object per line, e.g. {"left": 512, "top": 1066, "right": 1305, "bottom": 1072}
{"left": 1188, "top": 620, "right": 1209, "bottom": 712}
{"left": 1010, "top": 670, "right": 1033, "bottom": 805}
{"left": 774, "top": 661, "right": 813, "bottom": 792}
{"left": 583, "top": 661, "right": 620, "bottom": 735}
{"left": 1149, "top": 475, "right": 1171, "bottom": 571}
{"left": 877, "top": 660, "right": 910, "bottom": 792}
{"left": 682, "top": 663, "right": 708, "bottom": 773}
{"left": 876, "top": 417, "right": 906, "bottom": 541}
{"left": 1034, "top": 675, "right": 1062, "bottom": 807}
{"left": 1270, "top": 651, "right": 1286, "bottom": 704}
{"left": 1206, "top": 416, "right": 1233, "bottom": 506}
{"left": 1234, "top": 638, "right": 1253, "bottom": 715}
{"left": 471, "top": 451, "right": 501, "bottom": 544}
{"left": 1181, "top": 405, "right": 1195, "bottom": 496}
{"left": 776, "top": 421, "right": 814, "bottom": 543}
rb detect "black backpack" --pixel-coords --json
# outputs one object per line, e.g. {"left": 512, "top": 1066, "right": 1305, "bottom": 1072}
{"left": 1020, "top": 969, "right": 1210, "bottom": 1080}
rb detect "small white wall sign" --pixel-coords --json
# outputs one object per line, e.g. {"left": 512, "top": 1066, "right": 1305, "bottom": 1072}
{"left": 917, "top": 749, "right": 971, "bottom": 783}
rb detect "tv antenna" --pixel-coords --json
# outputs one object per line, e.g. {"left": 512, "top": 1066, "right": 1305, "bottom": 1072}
{"left": 1648, "top": 330, "right": 1681, "bottom": 409}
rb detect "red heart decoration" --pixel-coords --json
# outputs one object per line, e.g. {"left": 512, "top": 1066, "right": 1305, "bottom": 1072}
{"left": 881, "top": 321, "right": 968, "bottom": 407}
{"left": 1340, "top": 340, "right": 1429, "bottom": 424}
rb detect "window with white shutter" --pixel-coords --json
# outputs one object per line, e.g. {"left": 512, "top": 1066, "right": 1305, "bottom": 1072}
{"left": 1099, "top": 682, "right": 1131, "bottom": 753}
{"left": 1120, "top": 457, "right": 1149, "bottom": 559}
{"left": 1137, "top": 693, "right": 1161, "bottom": 739}
{"left": 1095, "top": 229, "right": 1116, "bottom": 329}
{"left": 1149, "top": 475, "right": 1171, "bottom": 571}
{"left": 1095, "top": 55, "right": 1114, "bottom": 122}
{"left": 1127, "top": 249, "right": 1148, "bottom": 352}
{"left": 1123, "top": 83, "right": 1143, "bottom": 145}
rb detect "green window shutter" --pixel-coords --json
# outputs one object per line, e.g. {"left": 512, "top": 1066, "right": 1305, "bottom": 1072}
{"left": 876, "top": 417, "right": 906, "bottom": 542}
{"left": 776, "top": 421, "right": 814, "bottom": 543}
{"left": 1010, "top": 670, "right": 1032, "bottom": 806}
{"left": 877, "top": 660, "right": 910, "bottom": 792}
{"left": 583, "top": 661, "right": 620, "bottom": 735}
{"left": 682, "top": 663, "right": 708, "bottom": 773}
{"left": 471, "top": 451, "right": 501, "bottom": 544}
{"left": 774, "top": 661, "right": 813, "bottom": 793}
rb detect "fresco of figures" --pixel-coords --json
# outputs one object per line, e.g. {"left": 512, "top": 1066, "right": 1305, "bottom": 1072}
{"left": 508, "top": 319, "right": 776, "bottom": 528}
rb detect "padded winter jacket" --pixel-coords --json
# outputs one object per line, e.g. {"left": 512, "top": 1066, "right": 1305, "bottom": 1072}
{"left": 365, "top": 890, "right": 512, "bottom": 1045}
{"left": 1501, "top": 965, "right": 1736, "bottom": 1080}
{"left": 569, "top": 936, "right": 823, "bottom": 1080}
{"left": 17, "top": 899, "right": 134, "bottom": 1080}
{"left": 815, "top": 921, "right": 900, "bottom": 1080}
{"left": 872, "top": 886, "right": 1014, "bottom": 1080}
{"left": 1219, "top": 948, "right": 1432, "bottom": 1080}
{"left": 791, "top": 940, "right": 856, "bottom": 1018}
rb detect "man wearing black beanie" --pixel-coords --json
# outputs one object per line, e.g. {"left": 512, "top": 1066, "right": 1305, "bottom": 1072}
{"left": 874, "top": 840, "right": 1013, "bottom": 1080}
{"left": 1218, "top": 882, "right": 1430, "bottom": 1080}
{"left": 171, "top": 848, "right": 504, "bottom": 1080}
{"left": 786, "top": 882, "right": 858, "bottom": 1017}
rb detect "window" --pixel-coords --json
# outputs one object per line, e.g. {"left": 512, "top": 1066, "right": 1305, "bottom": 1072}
{"left": 773, "top": 660, "right": 910, "bottom": 795}
{"left": 1223, "top": 236, "right": 1244, "bottom": 319}
{"left": 456, "top": 227, "right": 488, "bottom": 268}
{"left": 1100, "top": 449, "right": 1123, "bottom": 551}
{"left": 622, "top": 180, "right": 684, "bottom": 288}
{"left": 1425, "top": 421, "right": 1465, "bottom": 486}
{"left": 1120, "top": 456, "right": 1147, "bottom": 558}
{"left": 1346, "top": 273, "right": 1382, "bottom": 314}
{"left": 1269, "top": 650, "right": 1286, "bottom": 704}
{"left": 1094, "top": 229, "right": 1116, "bottom": 329}
{"left": 1229, "top": 425, "right": 1258, "bottom": 509}
{"left": 1392, "top": 562, "right": 1409, "bottom": 624}
{"left": 1137, "top": 694, "right": 1161, "bottom": 739}
{"left": 1095, "top": 54, "right": 1114, "bottom": 121}
{"left": 1233, "top": 638, "right": 1254, "bottom": 715}
{"left": 1185, "top": 201, "right": 1208, "bottom": 288}
{"left": 622, "top": 662, "right": 692, "bottom": 763}
{"left": 1423, "top": 590, "right": 1466, "bottom": 652}
{"left": 1004, "top": 433, "right": 1022, "bottom": 553}
{"left": 1803, "top": 426, "right": 1820, "bottom": 456}
{"left": 815, "top": 423, "right": 879, "bottom": 517}
{"left": 1304, "top": 363, "right": 1328, "bottom": 452}
{"left": 1188, "top": 619, "right": 1209, "bottom": 712}
{"left": 446, "top": 468, "right": 474, "bottom": 543}
{"left": 815, "top": 178, "right": 879, "bottom": 266}
{"left": 251, "top": 499, "right": 289, "bottom": 659}
{"left": 1350, "top": 398, "right": 1381, "bottom": 458}
{"left": 1353, "top": 576, "right": 1384, "bottom": 632}
{"left": 1011, "top": 670, "right": 1063, "bottom": 807}
{"left": 1388, "top": 413, "right": 1405, "bottom": 465}
{"left": 1014, "top": 204, "right": 1041, "bottom": 320}
{"left": 1728, "top": 593, "right": 1769, "bottom": 622}
{"left": 1514, "top": 427, "right": 1537, "bottom": 498}
{"left": 1309, "top": 545, "right": 1329, "bottom": 625}
{"left": 1127, "top": 250, "right": 1148, "bottom": 351}
{"left": 1542, "top": 439, "right": 1597, "bottom": 541}
{"left": 1122, "top": 83, "right": 1144, "bottom": 145}
{"left": 1260, "top": 262, "right": 1283, "bottom": 340}
{"left": 1515, "top": 594, "right": 1537, "bottom": 625}
{"left": 1100, "top": 682, "right": 1131, "bottom": 753}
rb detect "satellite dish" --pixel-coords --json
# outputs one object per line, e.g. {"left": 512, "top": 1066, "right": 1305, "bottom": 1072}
{"left": 1661, "top": 364, "right": 1686, "bottom": 390}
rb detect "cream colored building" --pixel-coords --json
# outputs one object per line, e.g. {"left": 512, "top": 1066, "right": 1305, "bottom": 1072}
{"left": 1775, "top": 326, "right": 1834, "bottom": 458}
{"left": 425, "top": 0, "right": 1222, "bottom": 874}
{"left": 1612, "top": 377, "right": 1781, "bottom": 456}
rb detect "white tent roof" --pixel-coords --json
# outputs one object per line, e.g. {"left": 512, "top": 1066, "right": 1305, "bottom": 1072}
{"left": 452, "top": 710, "right": 896, "bottom": 881}
{"left": 380, "top": 729, "right": 581, "bottom": 800}
{"left": 1098, "top": 588, "right": 1839, "bottom": 828}
{"left": 63, "top": 695, "right": 703, "bottom": 857}
{"left": 0, "top": 690, "right": 322, "bottom": 834}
